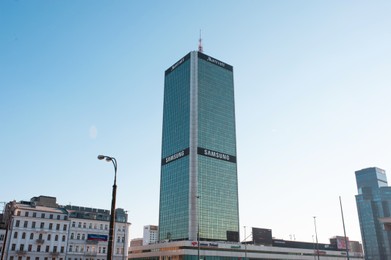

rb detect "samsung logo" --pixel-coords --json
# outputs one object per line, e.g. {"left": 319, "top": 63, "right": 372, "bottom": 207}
{"left": 162, "top": 148, "right": 189, "bottom": 166}
{"left": 204, "top": 149, "right": 230, "bottom": 161}
{"left": 197, "top": 147, "right": 236, "bottom": 163}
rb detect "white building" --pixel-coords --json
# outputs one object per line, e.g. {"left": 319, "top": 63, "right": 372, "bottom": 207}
{"left": 0, "top": 196, "right": 131, "bottom": 260}
{"left": 142, "top": 225, "right": 158, "bottom": 245}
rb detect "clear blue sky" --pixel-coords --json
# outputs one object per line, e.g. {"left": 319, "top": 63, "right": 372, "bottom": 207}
{"left": 1, "top": 0, "right": 391, "bottom": 243}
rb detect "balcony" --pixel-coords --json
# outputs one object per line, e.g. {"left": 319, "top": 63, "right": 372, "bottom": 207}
{"left": 16, "top": 250, "right": 26, "bottom": 255}
{"left": 35, "top": 239, "right": 45, "bottom": 244}
{"left": 50, "top": 252, "right": 60, "bottom": 257}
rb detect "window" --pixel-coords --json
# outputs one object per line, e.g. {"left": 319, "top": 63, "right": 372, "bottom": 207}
{"left": 30, "top": 233, "right": 34, "bottom": 240}
{"left": 117, "top": 236, "right": 120, "bottom": 243}
{"left": 53, "top": 246, "right": 57, "bottom": 253}
{"left": 62, "top": 235, "right": 66, "bottom": 242}
{"left": 70, "top": 233, "right": 74, "bottom": 239}
{"left": 105, "top": 225, "right": 108, "bottom": 230}
{"left": 60, "top": 246, "right": 64, "bottom": 253}
{"left": 83, "top": 223, "right": 86, "bottom": 229}
{"left": 40, "top": 222, "right": 44, "bottom": 229}
{"left": 49, "top": 214, "right": 53, "bottom": 219}
{"left": 63, "top": 224, "right": 67, "bottom": 231}
{"left": 81, "top": 234, "right": 85, "bottom": 240}
{"left": 17, "top": 211, "right": 21, "bottom": 216}
{"left": 72, "top": 222, "right": 75, "bottom": 228}
{"left": 56, "top": 224, "right": 60, "bottom": 230}
{"left": 28, "top": 244, "right": 32, "bottom": 251}
{"left": 27, "top": 257, "right": 30, "bottom": 260}
{"left": 49, "top": 223, "right": 53, "bottom": 230}
{"left": 75, "top": 246, "right": 79, "bottom": 252}
{"left": 32, "top": 221, "right": 36, "bottom": 229}
{"left": 10, "top": 257, "right": 14, "bottom": 260}
{"left": 35, "top": 257, "right": 39, "bottom": 260}
{"left": 37, "top": 245, "right": 41, "bottom": 252}
{"left": 18, "top": 257, "right": 22, "bottom": 260}
{"left": 78, "top": 222, "right": 81, "bottom": 228}
{"left": 69, "top": 245, "right": 73, "bottom": 252}
{"left": 25, "top": 211, "right": 29, "bottom": 217}
{"left": 33, "top": 212, "right": 37, "bottom": 218}
{"left": 89, "top": 223, "right": 92, "bottom": 229}
{"left": 77, "top": 234, "right": 80, "bottom": 240}
{"left": 45, "top": 245, "right": 49, "bottom": 252}
{"left": 13, "top": 232, "right": 18, "bottom": 239}
{"left": 24, "top": 221, "right": 28, "bottom": 228}
{"left": 47, "top": 234, "right": 51, "bottom": 241}
{"left": 41, "top": 213, "right": 45, "bottom": 218}
{"left": 11, "top": 244, "right": 16, "bottom": 251}
{"left": 102, "top": 247, "right": 106, "bottom": 253}
{"left": 100, "top": 224, "right": 103, "bottom": 230}
{"left": 55, "top": 235, "right": 58, "bottom": 241}
{"left": 19, "top": 244, "right": 24, "bottom": 251}
{"left": 64, "top": 215, "right": 68, "bottom": 220}
{"left": 38, "top": 234, "right": 43, "bottom": 240}
{"left": 57, "top": 215, "right": 60, "bottom": 220}
{"left": 15, "top": 220, "right": 20, "bottom": 227}
{"left": 22, "top": 232, "right": 26, "bottom": 239}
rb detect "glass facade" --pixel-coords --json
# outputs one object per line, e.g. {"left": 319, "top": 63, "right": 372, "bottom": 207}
{"left": 159, "top": 51, "right": 239, "bottom": 242}
{"left": 355, "top": 167, "right": 391, "bottom": 259}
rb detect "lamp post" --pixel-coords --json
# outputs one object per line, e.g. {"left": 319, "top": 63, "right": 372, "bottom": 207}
{"left": 196, "top": 195, "right": 200, "bottom": 260}
{"left": 98, "top": 155, "right": 118, "bottom": 260}
{"left": 244, "top": 226, "right": 247, "bottom": 260}
{"left": 339, "top": 196, "right": 350, "bottom": 260}
{"left": 313, "top": 216, "right": 320, "bottom": 260}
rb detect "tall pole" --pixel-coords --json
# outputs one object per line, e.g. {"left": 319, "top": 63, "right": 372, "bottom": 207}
{"left": 313, "top": 216, "right": 320, "bottom": 260}
{"left": 197, "top": 196, "right": 200, "bottom": 260}
{"left": 244, "top": 226, "right": 247, "bottom": 260}
{"left": 339, "top": 196, "right": 350, "bottom": 260}
{"left": 98, "top": 155, "right": 117, "bottom": 260}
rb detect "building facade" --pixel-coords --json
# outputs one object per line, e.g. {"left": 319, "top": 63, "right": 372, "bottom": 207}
{"left": 0, "top": 196, "right": 130, "bottom": 260}
{"left": 159, "top": 51, "right": 239, "bottom": 242}
{"left": 355, "top": 167, "right": 391, "bottom": 259}
{"left": 142, "top": 226, "right": 158, "bottom": 245}
{"left": 128, "top": 240, "right": 364, "bottom": 260}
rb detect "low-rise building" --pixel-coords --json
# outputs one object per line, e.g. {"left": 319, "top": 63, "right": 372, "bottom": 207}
{"left": 0, "top": 196, "right": 130, "bottom": 260}
{"left": 142, "top": 225, "right": 158, "bottom": 245}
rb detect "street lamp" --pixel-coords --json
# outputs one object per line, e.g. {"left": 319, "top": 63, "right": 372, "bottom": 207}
{"left": 98, "top": 155, "right": 118, "bottom": 260}
{"left": 313, "top": 216, "right": 320, "bottom": 260}
{"left": 196, "top": 196, "right": 200, "bottom": 260}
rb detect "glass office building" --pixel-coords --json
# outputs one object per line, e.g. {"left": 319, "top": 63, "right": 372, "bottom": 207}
{"left": 355, "top": 167, "right": 391, "bottom": 259}
{"left": 159, "top": 51, "right": 239, "bottom": 242}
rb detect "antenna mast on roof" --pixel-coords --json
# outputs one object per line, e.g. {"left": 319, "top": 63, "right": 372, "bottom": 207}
{"left": 198, "top": 30, "right": 203, "bottom": 53}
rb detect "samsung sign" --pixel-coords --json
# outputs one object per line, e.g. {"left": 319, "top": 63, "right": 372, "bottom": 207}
{"left": 198, "top": 147, "right": 236, "bottom": 163}
{"left": 162, "top": 147, "right": 236, "bottom": 165}
{"left": 161, "top": 148, "right": 190, "bottom": 165}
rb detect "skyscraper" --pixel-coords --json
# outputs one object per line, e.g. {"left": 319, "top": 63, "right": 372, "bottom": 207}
{"left": 355, "top": 167, "right": 391, "bottom": 259}
{"left": 159, "top": 51, "right": 239, "bottom": 242}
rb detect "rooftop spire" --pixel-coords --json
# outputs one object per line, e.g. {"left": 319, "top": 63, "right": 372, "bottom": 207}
{"left": 198, "top": 30, "right": 203, "bottom": 53}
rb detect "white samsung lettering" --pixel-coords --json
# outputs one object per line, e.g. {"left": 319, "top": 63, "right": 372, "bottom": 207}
{"left": 165, "top": 150, "right": 185, "bottom": 163}
{"left": 203, "top": 149, "right": 230, "bottom": 161}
